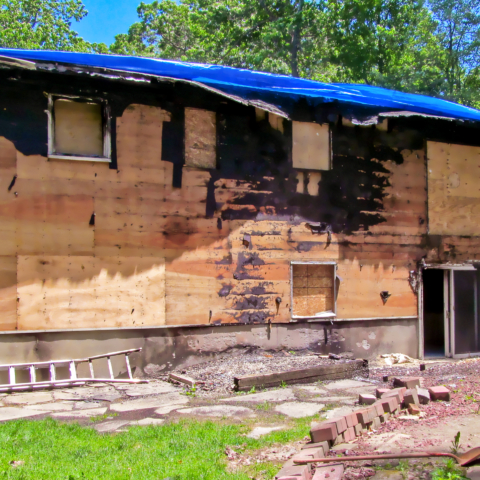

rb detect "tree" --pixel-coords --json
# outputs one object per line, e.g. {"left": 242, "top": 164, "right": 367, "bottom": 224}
{"left": 0, "top": 0, "right": 107, "bottom": 52}
{"left": 428, "top": 0, "right": 480, "bottom": 106}
{"left": 110, "top": 0, "right": 335, "bottom": 79}
{"left": 324, "top": 0, "right": 444, "bottom": 93}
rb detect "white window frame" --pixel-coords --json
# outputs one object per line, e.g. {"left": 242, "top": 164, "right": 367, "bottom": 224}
{"left": 290, "top": 260, "right": 337, "bottom": 320}
{"left": 47, "top": 94, "right": 112, "bottom": 163}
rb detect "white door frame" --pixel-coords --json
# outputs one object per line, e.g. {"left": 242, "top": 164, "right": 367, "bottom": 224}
{"left": 420, "top": 264, "right": 479, "bottom": 359}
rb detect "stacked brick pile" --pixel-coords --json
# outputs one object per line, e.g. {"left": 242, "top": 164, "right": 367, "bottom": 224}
{"left": 274, "top": 377, "right": 451, "bottom": 480}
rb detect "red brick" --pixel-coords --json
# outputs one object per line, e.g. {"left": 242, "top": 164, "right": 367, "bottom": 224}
{"left": 344, "top": 426, "right": 356, "bottom": 442}
{"left": 404, "top": 388, "right": 420, "bottom": 406}
{"left": 301, "top": 441, "right": 329, "bottom": 455}
{"left": 276, "top": 464, "right": 312, "bottom": 480}
{"left": 333, "top": 432, "right": 345, "bottom": 445}
{"left": 310, "top": 423, "right": 337, "bottom": 443}
{"left": 365, "top": 406, "right": 377, "bottom": 422}
{"left": 312, "top": 464, "right": 344, "bottom": 480}
{"left": 408, "top": 404, "right": 421, "bottom": 415}
{"left": 382, "top": 391, "right": 402, "bottom": 406}
{"left": 292, "top": 447, "right": 324, "bottom": 463}
{"left": 325, "top": 417, "right": 347, "bottom": 434}
{"left": 378, "top": 397, "right": 397, "bottom": 413}
{"left": 372, "top": 402, "right": 384, "bottom": 416}
{"left": 345, "top": 412, "right": 358, "bottom": 428}
{"left": 393, "top": 377, "right": 421, "bottom": 389}
{"left": 359, "top": 393, "right": 376, "bottom": 405}
{"left": 428, "top": 386, "right": 451, "bottom": 402}
{"left": 354, "top": 423, "right": 363, "bottom": 436}
{"left": 376, "top": 388, "right": 390, "bottom": 398}
{"left": 355, "top": 409, "right": 370, "bottom": 425}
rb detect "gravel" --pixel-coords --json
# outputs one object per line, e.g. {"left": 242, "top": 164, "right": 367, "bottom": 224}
{"left": 149, "top": 348, "right": 354, "bottom": 397}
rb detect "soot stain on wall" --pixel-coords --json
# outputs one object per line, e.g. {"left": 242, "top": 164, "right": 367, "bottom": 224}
{"left": 207, "top": 112, "right": 412, "bottom": 235}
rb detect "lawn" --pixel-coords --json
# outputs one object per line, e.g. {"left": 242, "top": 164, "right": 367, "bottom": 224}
{"left": 0, "top": 416, "right": 311, "bottom": 479}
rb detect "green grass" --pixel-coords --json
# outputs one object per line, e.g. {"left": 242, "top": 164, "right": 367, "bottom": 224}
{"left": 0, "top": 416, "right": 313, "bottom": 479}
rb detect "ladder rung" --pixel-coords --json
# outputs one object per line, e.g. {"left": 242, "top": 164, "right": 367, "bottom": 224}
{"left": 69, "top": 361, "right": 77, "bottom": 380}
{"left": 8, "top": 367, "right": 15, "bottom": 385}
{"left": 107, "top": 356, "right": 114, "bottom": 380}
{"left": 88, "top": 360, "right": 95, "bottom": 379}
{"left": 29, "top": 365, "right": 36, "bottom": 383}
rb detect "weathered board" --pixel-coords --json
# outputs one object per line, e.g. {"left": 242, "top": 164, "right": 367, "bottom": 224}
{"left": 234, "top": 359, "right": 368, "bottom": 391}
{"left": 427, "top": 141, "right": 480, "bottom": 236}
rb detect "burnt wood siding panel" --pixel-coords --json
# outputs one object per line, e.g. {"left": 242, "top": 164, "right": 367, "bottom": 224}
{"left": 0, "top": 69, "right": 479, "bottom": 330}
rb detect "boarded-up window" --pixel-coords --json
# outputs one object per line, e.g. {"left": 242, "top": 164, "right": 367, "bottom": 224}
{"left": 49, "top": 96, "right": 110, "bottom": 161}
{"left": 185, "top": 107, "right": 216, "bottom": 168}
{"left": 292, "top": 263, "right": 335, "bottom": 317}
{"left": 427, "top": 141, "right": 480, "bottom": 235}
{"left": 292, "top": 121, "right": 331, "bottom": 170}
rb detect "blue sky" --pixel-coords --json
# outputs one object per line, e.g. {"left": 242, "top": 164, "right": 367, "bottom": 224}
{"left": 75, "top": 0, "right": 142, "bottom": 46}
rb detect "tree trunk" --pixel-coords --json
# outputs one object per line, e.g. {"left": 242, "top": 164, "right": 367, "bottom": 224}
{"left": 290, "top": 0, "right": 304, "bottom": 77}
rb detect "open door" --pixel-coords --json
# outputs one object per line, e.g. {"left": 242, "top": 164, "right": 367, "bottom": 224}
{"left": 452, "top": 269, "right": 480, "bottom": 356}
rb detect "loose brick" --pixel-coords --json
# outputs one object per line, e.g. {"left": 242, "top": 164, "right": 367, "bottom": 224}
{"left": 354, "top": 423, "right": 364, "bottom": 436}
{"left": 359, "top": 393, "right": 376, "bottom": 405}
{"left": 380, "top": 397, "right": 398, "bottom": 413}
{"left": 310, "top": 423, "right": 337, "bottom": 443}
{"left": 301, "top": 441, "right": 329, "bottom": 454}
{"left": 428, "top": 386, "right": 451, "bottom": 402}
{"left": 382, "top": 391, "right": 402, "bottom": 406}
{"left": 372, "top": 402, "right": 384, "bottom": 416}
{"left": 393, "top": 377, "right": 422, "bottom": 389}
{"left": 372, "top": 416, "right": 381, "bottom": 429}
{"left": 292, "top": 447, "right": 324, "bottom": 463}
{"left": 312, "top": 464, "right": 344, "bottom": 480}
{"left": 408, "top": 404, "right": 421, "bottom": 415}
{"left": 344, "top": 426, "right": 356, "bottom": 442}
{"left": 344, "top": 412, "right": 358, "bottom": 428}
{"left": 276, "top": 464, "right": 312, "bottom": 480}
{"left": 379, "top": 413, "right": 390, "bottom": 423}
{"left": 416, "top": 387, "right": 431, "bottom": 404}
{"left": 376, "top": 388, "right": 390, "bottom": 398}
{"left": 365, "top": 406, "right": 377, "bottom": 422}
{"left": 325, "top": 417, "right": 347, "bottom": 434}
{"left": 404, "top": 388, "right": 420, "bottom": 406}
{"left": 333, "top": 432, "right": 345, "bottom": 446}
{"left": 355, "top": 409, "right": 370, "bottom": 425}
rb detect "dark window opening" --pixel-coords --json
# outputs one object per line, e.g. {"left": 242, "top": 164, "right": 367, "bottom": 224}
{"left": 423, "top": 269, "right": 445, "bottom": 358}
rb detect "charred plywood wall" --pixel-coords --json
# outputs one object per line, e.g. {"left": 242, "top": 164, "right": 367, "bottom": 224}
{"left": 0, "top": 77, "right": 426, "bottom": 331}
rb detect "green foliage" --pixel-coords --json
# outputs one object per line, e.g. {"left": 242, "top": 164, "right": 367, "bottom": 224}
{"left": 432, "top": 458, "right": 468, "bottom": 480}
{"left": 110, "top": 0, "right": 480, "bottom": 107}
{"left": 247, "top": 386, "right": 256, "bottom": 394}
{"left": 0, "top": 0, "right": 107, "bottom": 52}
{"left": 450, "top": 431, "right": 462, "bottom": 455}
{"left": 0, "top": 416, "right": 312, "bottom": 479}
{"left": 280, "top": 381, "right": 288, "bottom": 389}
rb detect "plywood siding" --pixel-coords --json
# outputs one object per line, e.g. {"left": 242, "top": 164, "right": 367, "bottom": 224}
{"left": 17, "top": 256, "right": 165, "bottom": 330}
{"left": 0, "top": 94, "right": 431, "bottom": 331}
{"left": 427, "top": 141, "right": 480, "bottom": 236}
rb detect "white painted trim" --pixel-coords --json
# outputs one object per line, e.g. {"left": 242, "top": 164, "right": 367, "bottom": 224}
{"left": 48, "top": 155, "right": 111, "bottom": 163}
{"left": 418, "top": 270, "right": 424, "bottom": 359}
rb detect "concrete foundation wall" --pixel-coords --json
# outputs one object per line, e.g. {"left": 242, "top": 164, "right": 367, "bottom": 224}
{"left": 0, "top": 318, "right": 418, "bottom": 381}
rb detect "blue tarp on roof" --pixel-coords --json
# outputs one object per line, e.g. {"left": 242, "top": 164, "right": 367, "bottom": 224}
{"left": 2, "top": 47, "right": 480, "bottom": 123}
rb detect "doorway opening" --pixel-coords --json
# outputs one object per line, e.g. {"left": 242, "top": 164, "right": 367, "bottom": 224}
{"left": 423, "top": 269, "right": 445, "bottom": 358}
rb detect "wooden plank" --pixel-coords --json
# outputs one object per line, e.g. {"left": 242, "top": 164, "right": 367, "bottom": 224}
{"left": 17, "top": 256, "right": 165, "bottom": 330}
{"left": 292, "top": 122, "right": 330, "bottom": 170}
{"left": 185, "top": 108, "right": 216, "bottom": 169}
{"left": 427, "top": 141, "right": 480, "bottom": 235}
{"left": 0, "top": 256, "right": 17, "bottom": 331}
{"left": 234, "top": 359, "right": 367, "bottom": 391}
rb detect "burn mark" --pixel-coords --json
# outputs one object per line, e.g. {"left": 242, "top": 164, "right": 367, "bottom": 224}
{"left": 232, "top": 296, "right": 267, "bottom": 310}
{"left": 218, "top": 284, "right": 234, "bottom": 297}
{"left": 233, "top": 311, "right": 272, "bottom": 324}
{"left": 209, "top": 113, "right": 413, "bottom": 234}
{"left": 89, "top": 213, "right": 95, "bottom": 226}
{"left": 7, "top": 175, "right": 16, "bottom": 191}
{"left": 216, "top": 253, "right": 233, "bottom": 265}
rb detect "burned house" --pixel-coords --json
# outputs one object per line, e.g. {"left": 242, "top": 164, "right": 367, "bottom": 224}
{"left": 0, "top": 48, "right": 480, "bottom": 375}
